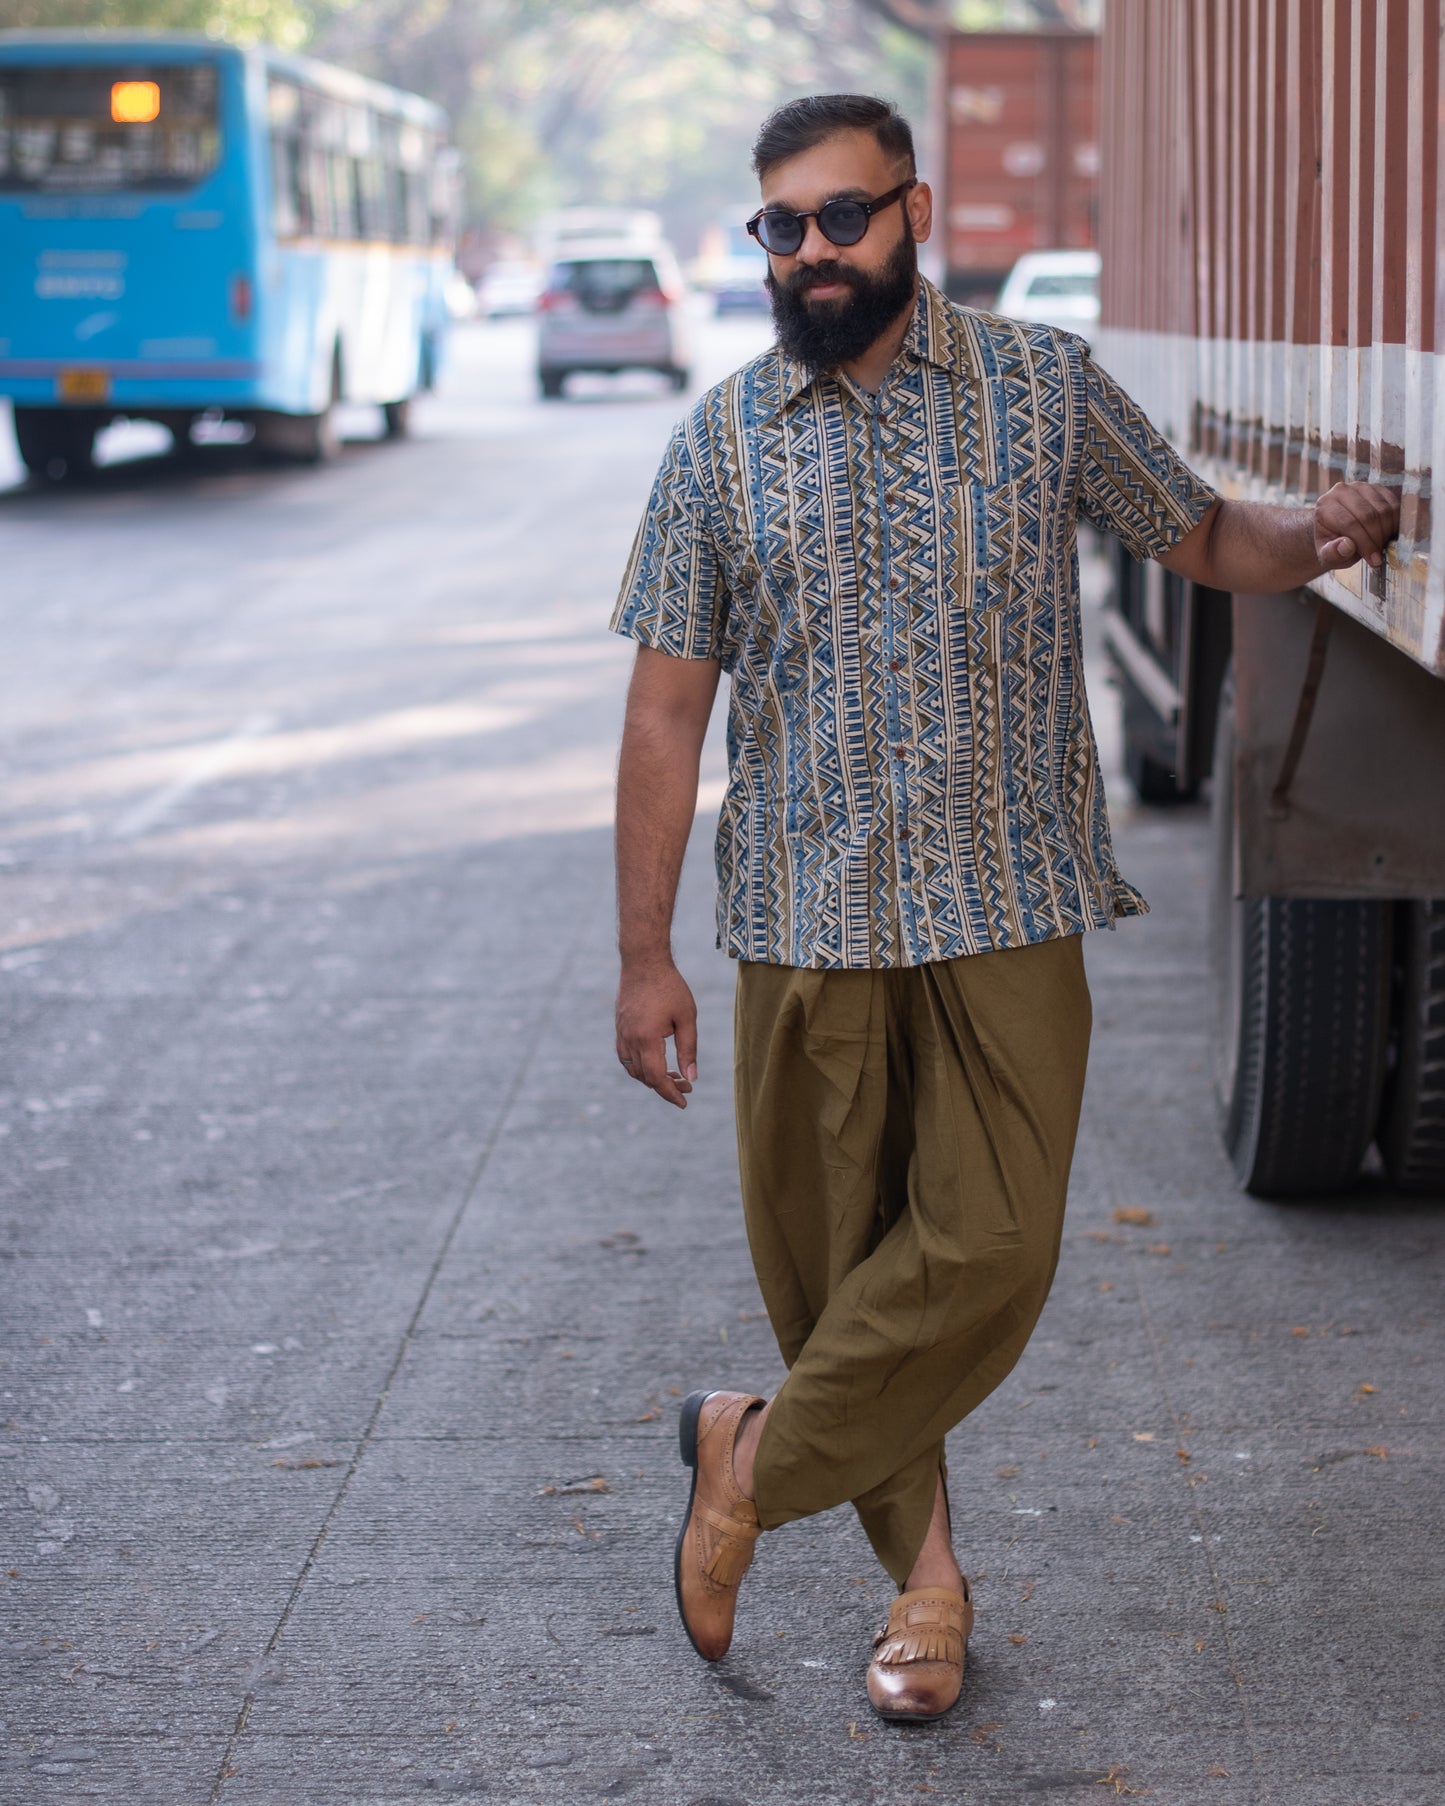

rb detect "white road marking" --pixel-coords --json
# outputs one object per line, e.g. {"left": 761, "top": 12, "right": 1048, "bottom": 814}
{"left": 110, "top": 712, "right": 276, "bottom": 839}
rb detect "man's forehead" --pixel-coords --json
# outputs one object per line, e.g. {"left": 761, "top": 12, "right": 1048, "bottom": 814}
{"left": 759, "top": 130, "right": 900, "bottom": 203}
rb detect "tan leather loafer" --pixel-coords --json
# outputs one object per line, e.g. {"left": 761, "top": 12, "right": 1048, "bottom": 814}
{"left": 674, "top": 1389, "right": 764, "bottom": 1661}
{"left": 866, "top": 1581, "right": 973, "bottom": 1722}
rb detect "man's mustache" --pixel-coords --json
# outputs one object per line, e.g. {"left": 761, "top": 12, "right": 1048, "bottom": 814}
{"left": 782, "top": 261, "right": 866, "bottom": 298}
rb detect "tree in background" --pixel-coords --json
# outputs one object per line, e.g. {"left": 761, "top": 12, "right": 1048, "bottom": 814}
{"left": 0, "top": 0, "right": 1094, "bottom": 252}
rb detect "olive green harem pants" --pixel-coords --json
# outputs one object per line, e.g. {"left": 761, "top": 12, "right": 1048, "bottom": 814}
{"left": 736, "top": 935, "right": 1092, "bottom": 1589}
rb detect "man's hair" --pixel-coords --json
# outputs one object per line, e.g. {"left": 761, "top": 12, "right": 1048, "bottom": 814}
{"left": 751, "top": 94, "right": 916, "bottom": 180}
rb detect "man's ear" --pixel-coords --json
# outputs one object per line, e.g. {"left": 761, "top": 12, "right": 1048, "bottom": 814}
{"left": 907, "top": 180, "right": 933, "bottom": 245}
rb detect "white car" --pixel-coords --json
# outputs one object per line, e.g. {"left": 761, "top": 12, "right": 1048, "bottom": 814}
{"left": 536, "top": 241, "right": 691, "bottom": 399}
{"left": 994, "top": 250, "right": 1101, "bottom": 337}
{"left": 477, "top": 260, "right": 544, "bottom": 318}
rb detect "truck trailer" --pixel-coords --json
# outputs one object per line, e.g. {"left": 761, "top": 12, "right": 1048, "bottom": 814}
{"left": 934, "top": 27, "right": 1098, "bottom": 306}
{"left": 1094, "top": 0, "right": 1445, "bottom": 1197}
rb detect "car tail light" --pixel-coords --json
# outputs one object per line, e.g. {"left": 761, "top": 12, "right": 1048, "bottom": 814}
{"left": 230, "top": 273, "right": 253, "bottom": 321}
{"left": 634, "top": 287, "right": 670, "bottom": 308}
{"left": 537, "top": 289, "right": 572, "bottom": 312}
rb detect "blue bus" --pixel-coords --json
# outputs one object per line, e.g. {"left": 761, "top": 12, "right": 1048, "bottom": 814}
{"left": 0, "top": 31, "right": 458, "bottom": 478}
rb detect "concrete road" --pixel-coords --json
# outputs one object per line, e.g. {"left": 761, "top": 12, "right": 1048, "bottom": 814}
{"left": 1, "top": 314, "right": 1441, "bottom": 1806}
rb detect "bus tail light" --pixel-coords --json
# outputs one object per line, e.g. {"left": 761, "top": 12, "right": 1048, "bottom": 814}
{"left": 230, "top": 273, "right": 253, "bottom": 321}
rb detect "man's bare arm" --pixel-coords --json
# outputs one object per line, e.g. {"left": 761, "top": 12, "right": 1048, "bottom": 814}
{"left": 615, "top": 644, "right": 722, "bottom": 1110}
{"left": 1159, "top": 481, "right": 1399, "bottom": 591}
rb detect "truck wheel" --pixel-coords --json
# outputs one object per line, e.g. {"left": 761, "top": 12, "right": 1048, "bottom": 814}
{"left": 1210, "top": 668, "right": 1392, "bottom": 1197}
{"left": 382, "top": 397, "right": 411, "bottom": 439}
{"left": 1377, "top": 900, "right": 1445, "bottom": 1191}
{"left": 14, "top": 408, "right": 96, "bottom": 482}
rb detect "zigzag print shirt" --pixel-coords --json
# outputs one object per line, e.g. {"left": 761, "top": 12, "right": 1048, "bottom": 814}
{"left": 612, "top": 278, "right": 1218, "bottom": 969}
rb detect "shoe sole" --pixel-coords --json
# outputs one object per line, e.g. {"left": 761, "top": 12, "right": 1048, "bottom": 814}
{"left": 674, "top": 1389, "right": 716, "bottom": 1661}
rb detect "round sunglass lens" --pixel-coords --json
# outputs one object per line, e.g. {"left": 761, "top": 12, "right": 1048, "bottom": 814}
{"left": 820, "top": 201, "right": 868, "bottom": 245}
{"left": 761, "top": 213, "right": 803, "bottom": 253}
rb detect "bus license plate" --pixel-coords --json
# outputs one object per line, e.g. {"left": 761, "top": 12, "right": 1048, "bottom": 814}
{"left": 57, "top": 368, "right": 110, "bottom": 403}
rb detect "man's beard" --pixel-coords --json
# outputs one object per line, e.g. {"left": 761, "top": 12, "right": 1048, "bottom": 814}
{"left": 767, "top": 227, "right": 918, "bottom": 373}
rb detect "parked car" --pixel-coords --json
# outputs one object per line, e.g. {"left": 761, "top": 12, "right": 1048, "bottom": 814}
{"left": 712, "top": 252, "right": 771, "bottom": 316}
{"left": 994, "top": 249, "right": 1100, "bottom": 337}
{"left": 535, "top": 241, "right": 690, "bottom": 398}
{"left": 476, "top": 260, "right": 543, "bottom": 318}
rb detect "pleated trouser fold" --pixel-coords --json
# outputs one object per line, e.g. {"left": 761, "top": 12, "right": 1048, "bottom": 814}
{"left": 734, "top": 934, "right": 1091, "bottom": 1587}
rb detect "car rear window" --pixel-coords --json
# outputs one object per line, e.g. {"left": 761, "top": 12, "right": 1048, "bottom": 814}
{"left": 553, "top": 258, "right": 659, "bottom": 310}
{"left": 1024, "top": 271, "right": 1098, "bottom": 300}
{"left": 0, "top": 61, "right": 222, "bottom": 193}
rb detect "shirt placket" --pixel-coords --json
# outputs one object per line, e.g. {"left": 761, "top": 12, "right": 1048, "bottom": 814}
{"left": 868, "top": 382, "right": 923, "bottom": 963}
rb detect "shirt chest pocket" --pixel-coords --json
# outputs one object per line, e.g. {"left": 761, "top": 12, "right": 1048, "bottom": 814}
{"left": 959, "top": 478, "right": 1030, "bottom": 612}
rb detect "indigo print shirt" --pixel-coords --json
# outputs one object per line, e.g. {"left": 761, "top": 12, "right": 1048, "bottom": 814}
{"left": 611, "top": 278, "right": 1219, "bottom": 970}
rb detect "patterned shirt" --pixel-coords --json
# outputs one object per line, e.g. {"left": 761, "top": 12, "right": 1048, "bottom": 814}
{"left": 611, "top": 277, "right": 1218, "bottom": 970}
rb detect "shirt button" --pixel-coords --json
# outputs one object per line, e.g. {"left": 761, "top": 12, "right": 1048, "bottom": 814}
{"left": 888, "top": 576, "right": 900, "bottom": 590}
{"left": 893, "top": 747, "right": 905, "bottom": 760}
{"left": 888, "top": 658, "right": 902, "bottom": 671}
{"left": 898, "top": 828, "right": 911, "bottom": 840}
{"left": 877, "top": 409, "right": 889, "bottom": 423}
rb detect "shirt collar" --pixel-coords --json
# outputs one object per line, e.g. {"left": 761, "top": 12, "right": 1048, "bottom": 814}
{"left": 770, "top": 277, "right": 963, "bottom": 412}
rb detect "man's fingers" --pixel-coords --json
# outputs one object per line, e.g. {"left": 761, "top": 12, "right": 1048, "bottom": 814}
{"left": 1319, "top": 482, "right": 1398, "bottom": 569}
{"left": 634, "top": 1039, "right": 689, "bottom": 1109}
{"left": 673, "top": 1014, "right": 699, "bottom": 1085}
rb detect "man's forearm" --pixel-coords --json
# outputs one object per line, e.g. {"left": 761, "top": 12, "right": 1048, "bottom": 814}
{"left": 1163, "top": 484, "right": 1399, "bottom": 592}
{"left": 1196, "top": 501, "right": 1324, "bottom": 592}
{"left": 616, "top": 711, "right": 702, "bottom": 968}
{"left": 615, "top": 648, "right": 719, "bottom": 967}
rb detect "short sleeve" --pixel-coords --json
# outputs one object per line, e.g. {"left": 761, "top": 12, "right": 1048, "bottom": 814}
{"left": 610, "top": 421, "right": 727, "bottom": 661}
{"left": 1076, "top": 353, "right": 1219, "bottom": 559}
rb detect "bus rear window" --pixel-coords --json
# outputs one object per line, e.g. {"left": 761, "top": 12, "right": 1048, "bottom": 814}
{"left": 0, "top": 62, "right": 221, "bottom": 193}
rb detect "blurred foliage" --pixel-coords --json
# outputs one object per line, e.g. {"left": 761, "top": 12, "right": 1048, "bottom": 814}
{"left": 311, "top": 0, "right": 932, "bottom": 249}
{"left": 0, "top": 0, "right": 1091, "bottom": 244}
{"left": 0, "top": 0, "right": 313, "bottom": 48}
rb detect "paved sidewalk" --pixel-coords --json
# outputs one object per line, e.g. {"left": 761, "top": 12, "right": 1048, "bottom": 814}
{"left": 2, "top": 337, "right": 1442, "bottom": 1804}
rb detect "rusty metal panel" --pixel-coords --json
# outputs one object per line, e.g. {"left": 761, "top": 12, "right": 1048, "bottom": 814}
{"left": 1095, "top": 0, "right": 1444, "bottom": 680}
{"left": 938, "top": 30, "right": 1097, "bottom": 302}
{"left": 1233, "top": 591, "right": 1445, "bottom": 896}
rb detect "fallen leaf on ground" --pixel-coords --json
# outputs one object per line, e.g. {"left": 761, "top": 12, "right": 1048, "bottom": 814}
{"left": 1366, "top": 1446, "right": 1389, "bottom": 1459}
{"left": 1176, "top": 1448, "right": 1191, "bottom": 1464}
{"left": 1357, "top": 1384, "right": 1376, "bottom": 1395}
{"left": 996, "top": 1466, "right": 1020, "bottom": 1479}
{"left": 1207, "top": 1768, "right": 1229, "bottom": 1778}
{"left": 1132, "top": 1431, "right": 1155, "bottom": 1442}
{"left": 1112, "top": 1207, "right": 1155, "bottom": 1227}
{"left": 1147, "top": 1243, "right": 1171, "bottom": 1257}
{"left": 1292, "top": 1326, "right": 1310, "bottom": 1337}
{"left": 1009, "top": 1633, "right": 1027, "bottom": 1645}
{"left": 1098, "top": 1281, "right": 1115, "bottom": 1292}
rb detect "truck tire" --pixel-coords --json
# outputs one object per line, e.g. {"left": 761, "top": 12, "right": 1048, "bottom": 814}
{"left": 1210, "top": 668, "right": 1392, "bottom": 1197}
{"left": 14, "top": 407, "right": 96, "bottom": 482}
{"left": 1377, "top": 900, "right": 1445, "bottom": 1191}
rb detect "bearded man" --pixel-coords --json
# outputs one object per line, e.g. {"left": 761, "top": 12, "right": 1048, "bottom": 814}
{"left": 610, "top": 95, "right": 1397, "bottom": 1721}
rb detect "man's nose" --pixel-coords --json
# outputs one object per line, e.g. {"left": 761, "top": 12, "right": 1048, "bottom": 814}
{"left": 792, "top": 215, "right": 835, "bottom": 263}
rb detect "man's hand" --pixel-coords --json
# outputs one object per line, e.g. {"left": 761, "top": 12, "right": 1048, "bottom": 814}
{"left": 1313, "top": 480, "right": 1400, "bottom": 572}
{"left": 616, "top": 958, "right": 698, "bottom": 1109}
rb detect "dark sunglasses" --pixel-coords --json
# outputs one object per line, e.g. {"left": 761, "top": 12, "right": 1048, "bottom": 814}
{"left": 746, "top": 179, "right": 916, "bottom": 256}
